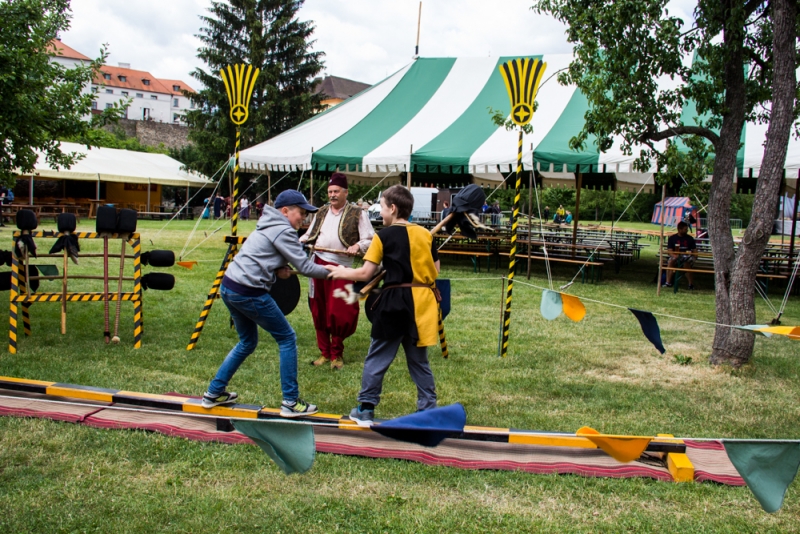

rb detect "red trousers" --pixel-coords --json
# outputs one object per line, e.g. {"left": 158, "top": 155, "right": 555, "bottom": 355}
{"left": 308, "top": 255, "right": 359, "bottom": 360}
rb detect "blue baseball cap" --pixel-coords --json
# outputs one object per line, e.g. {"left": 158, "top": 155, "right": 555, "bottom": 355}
{"left": 273, "top": 190, "right": 318, "bottom": 212}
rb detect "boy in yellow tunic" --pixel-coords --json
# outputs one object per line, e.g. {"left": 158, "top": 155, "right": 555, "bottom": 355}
{"left": 329, "top": 185, "right": 440, "bottom": 426}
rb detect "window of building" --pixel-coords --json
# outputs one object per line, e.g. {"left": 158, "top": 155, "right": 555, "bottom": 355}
{"left": 150, "top": 95, "right": 157, "bottom": 100}
{"left": 143, "top": 108, "right": 150, "bottom": 120}
{"left": 105, "top": 103, "right": 113, "bottom": 110}
{"left": 91, "top": 87, "right": 98, "bottom": 93}
{"left": 190, "top": 101, "right": 195, "bottom": 109}
{"left": 173, "top": 85, "right": 180, "bottom": 91}
{"left": 91, "top": 101, "right": 97, "bottom": 110}
{"left": 118, "top": 75, "right": 126, "bottom": 82}
{"left": 173, "top": 113, "right": 180, "bottom": 122}
{"left": 105, "top": 89, "right": 113, "bottom": 94}
{"left": 136, "top": 93, "right": 143, "bottom": 98}
{"left": 103, "top": 73, "right": 111, "bottom": 80}
{"left": 121, "top": 91, "right": 128, "bottom": 97}
{"left": 173, "top": 98, "right": 179, "bottom": 107}
{"left": 142, "top": 79, "right": 150, "bottom": 86}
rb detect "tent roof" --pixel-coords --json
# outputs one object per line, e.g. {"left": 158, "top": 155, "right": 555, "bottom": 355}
{"left": 21, "top": 142, "right": 211, "bottom": 187}
{"left": 241, "top": 55, "right": 800, "bottom": 181}
{"left": 655, "top": 197, "right": 692, "bottom": 207}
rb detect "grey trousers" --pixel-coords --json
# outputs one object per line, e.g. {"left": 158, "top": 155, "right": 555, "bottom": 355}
{"left": 358, "top": 336, "right": 437, "bottom": 411}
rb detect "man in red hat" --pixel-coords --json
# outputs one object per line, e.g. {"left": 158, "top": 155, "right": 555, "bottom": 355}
{"left": 300, "top": 172, "right": 374, "bottom": 369}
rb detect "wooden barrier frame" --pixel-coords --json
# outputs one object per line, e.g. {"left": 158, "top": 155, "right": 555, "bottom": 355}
{"left": 9, "top": 231, "right": 143, "bottom": 353}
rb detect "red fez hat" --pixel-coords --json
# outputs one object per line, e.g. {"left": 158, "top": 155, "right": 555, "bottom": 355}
{"left": 329, "top": 172, "right": 348, "bottom": 189}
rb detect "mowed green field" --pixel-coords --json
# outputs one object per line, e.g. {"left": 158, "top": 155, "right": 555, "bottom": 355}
{"left": 1, "top": 218, "right": 799, "bottom": 533}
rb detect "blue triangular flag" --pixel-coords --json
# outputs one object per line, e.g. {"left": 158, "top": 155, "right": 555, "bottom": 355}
{"left": 628, "top": 308, "right": 666, "bottom": 354}
{"left": 233, "top": 419, "right": 315, "bottom": 474}
{"left": 372, "top": 403, "right": 467, "bottom": 447}
{"left": 724, "top": 440, "right": 800, "bottom": 513}
{"left": 540, "top": 290, "right": 563, "bottom": 321}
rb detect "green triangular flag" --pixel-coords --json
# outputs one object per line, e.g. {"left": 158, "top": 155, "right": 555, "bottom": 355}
{"left": 233, "top": 419, "right": 315, "bottom": 475}
{"left": 723, "top": 440, "right": 800, "bottom": 513}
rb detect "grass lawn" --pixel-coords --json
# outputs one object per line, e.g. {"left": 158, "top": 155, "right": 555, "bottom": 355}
{"left": 1, "top": 218, "right": 799, "bottom": 532}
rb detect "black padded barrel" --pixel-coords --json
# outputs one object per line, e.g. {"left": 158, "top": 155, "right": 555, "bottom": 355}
{"left": 116, "top": 208, "right": 138, "bottom": 234}
{"left": 16, "top": 209, "right": 37, "bottom": 231}
{"left": 271, "top": 274, "right": 300, "bottom": 316}
{"left": 0, "top": 266, "right": 39, "bottom": 292}
{"left": 96, "top": 206, "right": 118, "bottom": 233}
{"left": 57, "top": 213, "right": 77, "bottom": 233}
{"left": 141, "top": 272, "right": 174, "bottom": 291}
{"left": 141, "top": 250, "right": 175, "bottom": 267}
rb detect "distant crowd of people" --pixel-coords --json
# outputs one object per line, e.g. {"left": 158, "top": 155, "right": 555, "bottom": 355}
{"left": 202, "top": 193, "right": 264, "bottom": 221}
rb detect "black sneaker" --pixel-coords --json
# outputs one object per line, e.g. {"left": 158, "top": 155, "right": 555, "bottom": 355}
{"left": 201, "top": 390, "right": 238, "bottom": 408}
{"left": 349, "top": 406, "right": 374, "bottom": 428}
{"left": 688, "top": 284, "right": 695, "bottom": 291}
{"left": 662, "top": 283, "right": 672, "bottom": 287}
{"left": 280, "top": 398, "right": 318, "bottom": 418}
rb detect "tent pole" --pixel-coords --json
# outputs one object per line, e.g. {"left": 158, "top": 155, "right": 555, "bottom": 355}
{"left": 147, "top": 179, "right": 151, "bottom": 213}
{"left": 407, "top": 145, "right": 412, "bottom": 189}
{"left": 572, "top": 169, "right": 582, "bottom": 259}
{"left": 657, "top": 184, "right": 666, "bottom": 296}
{"left": 610, "top": 188, "right": 616, "bottom": 239}
{"left": 527, "top": 144, "right": 533, "bottom": 279}
{"left": 29, "top": 177, "right": 34, "bottom": 206}
{"left": 267, "top": 169, "right": 272, "bottom": 205}
{"left": 96, "top": 175, "right": 100, "bottom": 201}
{"left": 789, "top": 171, "right": 799, "bottom": 275}
{"left": 185, "top": 184, "right": 189, "bottom": 218}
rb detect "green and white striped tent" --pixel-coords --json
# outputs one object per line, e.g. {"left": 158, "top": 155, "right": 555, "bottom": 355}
{"left": 239, "top": 56, "right": 799, "bottom": 193}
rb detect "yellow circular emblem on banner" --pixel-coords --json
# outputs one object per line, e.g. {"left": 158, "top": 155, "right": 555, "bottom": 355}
{"left": 230, "top": 104, "right": 248, "bottom": 125}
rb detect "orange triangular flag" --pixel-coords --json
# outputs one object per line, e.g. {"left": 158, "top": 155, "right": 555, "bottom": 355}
{"left": 755, "top": 326, "right": 800, "bottom": 340}
{"left": 576, "top": 426, "right": 652, "bottom": 463}
{"left": 560, "top": 293, "right": 586, "bottom": 322}
{"left": 177, "top": 261, "right": 198, "bottom": 270}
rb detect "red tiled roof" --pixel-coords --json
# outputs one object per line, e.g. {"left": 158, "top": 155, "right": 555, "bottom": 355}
{"left": 158, "top": 79, "right": 196, "bottom": 95}
{"left": 48, "top": 39, "right": 91, "bottom": 61}
{"left": 93, "top": 66, "right": 172, "bottom": 94}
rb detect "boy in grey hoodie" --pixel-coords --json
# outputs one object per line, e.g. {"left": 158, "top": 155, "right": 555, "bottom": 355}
{"left": 203, "top": 190, "right": 332, "bottom": 417}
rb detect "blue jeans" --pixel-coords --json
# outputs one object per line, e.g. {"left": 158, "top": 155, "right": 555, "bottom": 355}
{"left": 208, "top": 285, "right": 299, "bottom": 401}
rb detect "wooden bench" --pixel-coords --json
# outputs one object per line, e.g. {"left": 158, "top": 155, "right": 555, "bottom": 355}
{"left": 137, "top": 211, "right": 172, "bottom": 220}
{"left": 500, "top": 252, "right": 604, "bottom": 283}
{"left": 661, "top": 266, "right": 788, "bottom": 293}
{"left": 438, "top": 249, "right": 492, "bottom": 273}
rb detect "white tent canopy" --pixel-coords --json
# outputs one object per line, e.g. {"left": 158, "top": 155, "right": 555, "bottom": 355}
{"left": 22, "top": 142, "right": 211, "bottom": 188}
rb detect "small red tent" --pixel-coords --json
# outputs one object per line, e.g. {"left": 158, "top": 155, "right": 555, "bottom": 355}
{"left": 651, "top": 197, "right": 696, "bottom": 227}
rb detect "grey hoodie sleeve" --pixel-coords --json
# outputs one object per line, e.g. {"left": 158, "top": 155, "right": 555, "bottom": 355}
{"left": 273, "top": 228, "right": 330, "bottom": 279}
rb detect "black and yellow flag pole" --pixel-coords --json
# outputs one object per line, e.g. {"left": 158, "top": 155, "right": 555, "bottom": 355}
{"left": 498, "top": 58, "right": 546, "bottom": 358}
{"left": 187, "top": 64, "right": 259, "bottom": 351}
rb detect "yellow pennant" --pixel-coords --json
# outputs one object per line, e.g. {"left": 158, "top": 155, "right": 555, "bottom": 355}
{"left": 577, "top": 426, "right": 653, "bottom": 463}
{"left": 220, "top": 64, "right": 261, "bottom": 126}
{"left": 499, "top": 58, "right": 546, "bottom": 126}
{"left": 560, "top": 293, "right": 586, "bottom": 322}
{"left": 755, "top": 326, "right": 800, "bottom": 340}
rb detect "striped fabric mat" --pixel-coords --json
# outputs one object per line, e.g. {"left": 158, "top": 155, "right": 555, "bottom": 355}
{"left": 0, "top": 388, "right": 743, "bottom": 485}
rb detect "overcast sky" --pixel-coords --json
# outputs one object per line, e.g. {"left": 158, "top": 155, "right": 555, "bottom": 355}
{"left": 62, "top": 0, "right": 696, "bottom": 88}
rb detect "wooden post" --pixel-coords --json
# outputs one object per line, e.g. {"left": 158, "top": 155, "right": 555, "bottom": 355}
{"left": 415, "top": 1, "right": 422, "bottom": 56}
{"left": 789, "top": 173, "right": 798, "bottom": 276}
{"left": 572, "top": 168, "right": 582, "bottom": 259}
{"left": 657, "top": 184, "right": 667, "bottom": 296}
{"left": 407, "top": 145, "right": 413, "bottom": 189}
{"left": 267, "top": 169, "right": 272, "bottom": 205}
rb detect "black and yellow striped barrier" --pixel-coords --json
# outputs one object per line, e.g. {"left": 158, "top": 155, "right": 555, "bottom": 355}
{"left": 8, "top": 234, "right": 143, "bottom": 353}
{"left": 186, "top": 241, "right": 238, "bottom": 350}
{"left": 0, "top": 374, "right": 693, "bottom": 482}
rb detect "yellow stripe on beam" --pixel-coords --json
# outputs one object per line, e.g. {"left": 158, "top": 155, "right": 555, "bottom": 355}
{"left": 0, "top": 376, "right": 55, "bottom": 387}
{"left": 46, "top": 386, "right": 114, "bottom": 403}
{"left": 508, "top": 433, "right": 599, "bottom": 449}
{"left": 116, "top": 391, "right": 189, "bottom": 405}
{"left": 182, "top": 402, "right": 259, "bottom": 418}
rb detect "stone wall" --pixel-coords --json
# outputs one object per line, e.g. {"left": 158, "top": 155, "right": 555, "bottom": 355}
{"left": 106, "top": 118, "right": 191, "bottom": 150}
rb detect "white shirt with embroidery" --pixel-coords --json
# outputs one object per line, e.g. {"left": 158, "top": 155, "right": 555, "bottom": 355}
{"left": 300, "top": 206, "right": 374, "bottom": 268}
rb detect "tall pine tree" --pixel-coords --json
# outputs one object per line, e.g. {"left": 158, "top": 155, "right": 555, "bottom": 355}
{"left": 184, "top": 0, "right": 324, "bottom": 178}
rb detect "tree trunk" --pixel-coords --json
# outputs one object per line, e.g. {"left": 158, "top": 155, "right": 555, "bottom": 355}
{"left": 709, "top": 0, "right": 797, "bottom": 367}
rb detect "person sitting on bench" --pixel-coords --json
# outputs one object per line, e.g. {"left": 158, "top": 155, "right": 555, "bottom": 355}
{"left": 664, "top": 221, "right": 697, "bottom": 290}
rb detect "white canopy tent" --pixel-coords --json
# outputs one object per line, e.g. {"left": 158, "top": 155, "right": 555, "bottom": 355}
{"left": 19, "top": 142, "right": 211, "bottom": 211}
